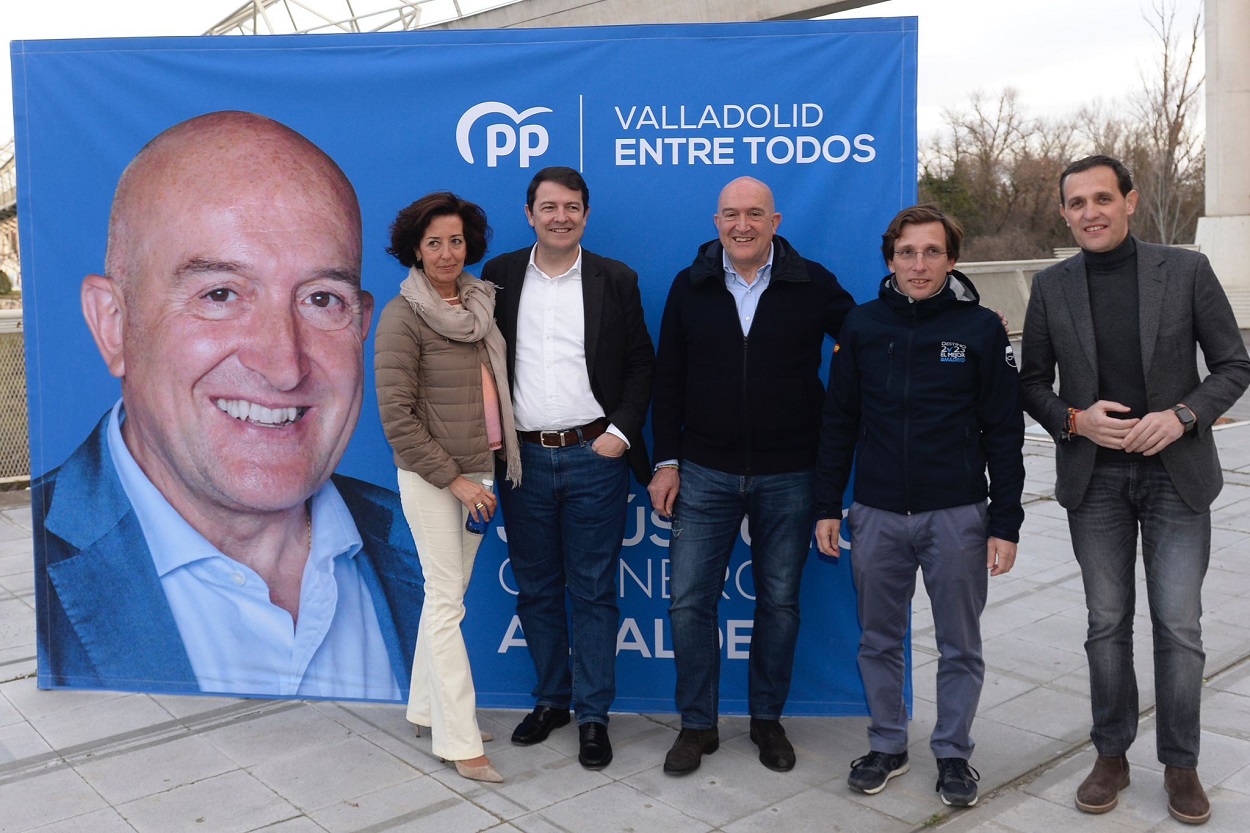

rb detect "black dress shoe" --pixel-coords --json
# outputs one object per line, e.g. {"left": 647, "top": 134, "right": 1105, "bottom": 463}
{"left": 578, "top": 722, "right": 613, "bottom": 769}
{"left": 750, "top": 718, "right": 795, "bottom": 772}
{"left": 511, "top": 706, "right": 571, "bottom": 745}
{"left": 663, "top": 727, "right": 720, "bottom": 775}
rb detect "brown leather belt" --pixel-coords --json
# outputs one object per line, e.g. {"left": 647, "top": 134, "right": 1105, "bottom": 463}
{"left": 518, "top": 418, "right": 609, "bottom": 448}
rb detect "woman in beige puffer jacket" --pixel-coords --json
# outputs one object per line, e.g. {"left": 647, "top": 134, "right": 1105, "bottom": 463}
{"left": 374, "top": 192, "right": 520, "bottom": 785}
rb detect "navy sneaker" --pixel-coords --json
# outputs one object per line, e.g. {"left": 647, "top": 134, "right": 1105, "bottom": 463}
{"left": 848, "top": 750, "right": 910, "bottom": 794}
{"left": 936, "top": 757, "right": 980, "bottom": 807}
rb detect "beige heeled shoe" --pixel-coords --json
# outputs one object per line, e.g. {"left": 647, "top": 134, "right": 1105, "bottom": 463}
{"left": 454, "top": 758, "right": 504, "bottom": 783}
{"left": 412, "top": 724, "right": 494, "bottom": 743}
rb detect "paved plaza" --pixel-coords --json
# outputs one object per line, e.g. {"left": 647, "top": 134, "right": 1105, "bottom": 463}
{"left": 1, "top": 428, "right": 1249, "bottom": 832}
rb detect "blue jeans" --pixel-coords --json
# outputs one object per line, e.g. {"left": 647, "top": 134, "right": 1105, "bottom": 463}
{"left": 667, "top": 461, "right": 815, "bottom": 728}
{"left": 499, "top": 440, "right": 629, "bottom": 725}
{"left": 1067, "top": 458, "right": 1210, "bottom": 767}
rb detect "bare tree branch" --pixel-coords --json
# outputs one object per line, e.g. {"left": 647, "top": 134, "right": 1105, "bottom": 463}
{"left": 920, "top": 0, "right": 1205, "bottom": 255}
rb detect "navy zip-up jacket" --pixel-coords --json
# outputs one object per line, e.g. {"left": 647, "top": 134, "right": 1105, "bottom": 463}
{"left": 652, "top": 235, "right": 855, "bottom": 476}
{"left": 816, "top": 270, "right": 1025, "bottom": 542}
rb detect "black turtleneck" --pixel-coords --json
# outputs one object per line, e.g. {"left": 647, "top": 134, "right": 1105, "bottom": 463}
{"left": 1085, "top": 234, "right": 1147, "bottom": 461}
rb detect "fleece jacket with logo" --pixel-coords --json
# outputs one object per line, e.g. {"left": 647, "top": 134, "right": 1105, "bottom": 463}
{"left": 816, "top": 270, "right": 1025, "bottom": 543}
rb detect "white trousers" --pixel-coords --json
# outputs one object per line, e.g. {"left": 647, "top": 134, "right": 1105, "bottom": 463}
{"left": 397, "top": 467, "right": 490, "bottom": 761}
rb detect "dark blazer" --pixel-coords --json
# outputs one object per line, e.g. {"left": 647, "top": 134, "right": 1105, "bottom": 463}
{"left": 33, "top": 414, "right": 424, "bottom": 697}
{"left": 483, "top": 246, "right": 656, "bottom": 484}
{"left": 1020, "top": 240, "right": 1250, "bottom": 512}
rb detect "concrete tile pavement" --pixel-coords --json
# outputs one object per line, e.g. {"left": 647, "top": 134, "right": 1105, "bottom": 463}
{"left": 0, "top": 430, "right": 1247, "bottom": 832}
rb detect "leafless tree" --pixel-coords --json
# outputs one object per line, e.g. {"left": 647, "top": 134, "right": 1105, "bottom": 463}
{"left": 921, "top": 0, "right": 1205, "bottom": 256}
{"left": 1128, "top": 0, "right": 1205, "bottom": 244}
{"left": 920, "top": 91, "right": 1074, "bottom": 259}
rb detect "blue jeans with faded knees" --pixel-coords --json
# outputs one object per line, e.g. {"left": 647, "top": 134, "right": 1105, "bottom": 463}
{"left": 1067, "top": 458, "right": 1209, "bottom": 768}
{"left": 666, "top": 461, "right": 815, "bottom": 729}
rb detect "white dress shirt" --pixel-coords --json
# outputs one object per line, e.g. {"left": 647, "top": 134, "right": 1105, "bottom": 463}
{"left": 511, "top": 246, "right": 627, "bottom": 445}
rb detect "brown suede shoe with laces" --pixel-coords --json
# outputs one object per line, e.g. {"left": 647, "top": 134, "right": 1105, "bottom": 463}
{"left": 1075, "top": 754, "right": 1130, "bottom": 814}
{"left": 1165, "top": 766, "right": 1211, "bottom": 825}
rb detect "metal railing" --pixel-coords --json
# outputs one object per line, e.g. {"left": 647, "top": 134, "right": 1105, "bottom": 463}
{"left": 0, "top": 310, "right": 28, "bottom": 484}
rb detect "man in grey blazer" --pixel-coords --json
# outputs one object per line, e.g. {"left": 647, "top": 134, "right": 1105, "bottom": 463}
{"left": 1021, "top": 155, "right": 1250, "bottom": 825}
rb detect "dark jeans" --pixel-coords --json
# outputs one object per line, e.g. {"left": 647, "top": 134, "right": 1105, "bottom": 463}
{"left": 499, "top": 440, "right": 629, "bottom": 725}
{"left": 667, "top": 461, "right": 815, "bottom": 728}
{"left": 1067, "top": 458, "right": 1210, "bottom": 767}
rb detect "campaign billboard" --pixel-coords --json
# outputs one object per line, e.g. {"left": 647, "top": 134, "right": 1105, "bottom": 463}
{"left": 15, "top": 18, "right": 917, "bottom": 712}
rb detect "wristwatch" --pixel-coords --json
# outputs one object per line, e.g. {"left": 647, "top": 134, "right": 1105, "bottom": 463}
{"left": 1171, "top": 404, "right": 1196, "bottom": 432}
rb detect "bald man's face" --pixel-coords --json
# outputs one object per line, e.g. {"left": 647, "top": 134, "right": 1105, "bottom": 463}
{"left": 93, "top": 139, "right": 371, "bottom": 522}
{"left": 714, "top": 179, "right": 780, "bottom": 276}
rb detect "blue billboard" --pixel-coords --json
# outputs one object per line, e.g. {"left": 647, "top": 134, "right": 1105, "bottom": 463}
{"left": 15, "top": 18, "right": 917, "bottom": 713}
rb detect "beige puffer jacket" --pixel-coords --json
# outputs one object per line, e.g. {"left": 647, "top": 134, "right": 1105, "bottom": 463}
{"left": 374, "top": 294, "right": 495, "bottom": 489}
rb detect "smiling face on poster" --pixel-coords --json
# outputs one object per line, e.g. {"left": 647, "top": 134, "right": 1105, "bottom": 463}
{"left": 89, "top": 112, "right": 371, "bottom": 528}
{"left": 35, "top": 111, "right": 410, "bottom": 700}
{"left": 15, "top": 19, "right": 916, "bottom": 711}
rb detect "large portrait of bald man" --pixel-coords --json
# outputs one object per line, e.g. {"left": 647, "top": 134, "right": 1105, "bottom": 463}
{"left": 32, "top": 111, "right": 423, "bottom": 700}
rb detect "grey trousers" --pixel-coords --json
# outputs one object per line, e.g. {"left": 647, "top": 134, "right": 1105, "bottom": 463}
{"left": 849, "top": 501, "right": 989, "bottom": 759}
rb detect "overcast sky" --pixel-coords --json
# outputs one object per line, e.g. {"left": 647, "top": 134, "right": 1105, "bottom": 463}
{"left": 2, "top": 0, "right": 1204, "bottom": 143}
{"left": 829, "top": 0, "right": 1204, "bottom": 138}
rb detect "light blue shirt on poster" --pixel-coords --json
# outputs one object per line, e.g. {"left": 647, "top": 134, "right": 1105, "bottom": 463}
{"left": 106, "top": 401, "right": 401, "bottom": 700}
{"left": 723, "top": 244, "right": 774, "bottom": 335}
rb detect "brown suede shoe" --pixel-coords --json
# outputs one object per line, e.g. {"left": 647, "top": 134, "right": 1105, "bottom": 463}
{"left": 1075, "top": 754, "right": 1130, "bottom": 814}
{"left": 1164, "top": 766, "right": 1211, "bottom": 825}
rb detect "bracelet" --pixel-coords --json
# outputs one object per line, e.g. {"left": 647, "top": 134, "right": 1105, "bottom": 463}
{"left": 1062, "top": 407, "right": 1082, "bottom": 441}
{"left": 654, "top": 463, "right": 680, "bottom": 472}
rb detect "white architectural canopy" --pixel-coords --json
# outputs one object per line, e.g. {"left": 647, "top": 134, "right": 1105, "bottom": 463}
{"left": 204, "top": 0, "right": 520, "bottom": 35}
{"left": 202, "top": 0, "right": 884, "bottom": 35}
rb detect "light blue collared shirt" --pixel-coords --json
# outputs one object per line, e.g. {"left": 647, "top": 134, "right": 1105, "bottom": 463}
{"left": 723, "top": 244, "right": 775, "bottom": 336}
{"left": 106, "top": 401, "right": 401, "bottom": 699}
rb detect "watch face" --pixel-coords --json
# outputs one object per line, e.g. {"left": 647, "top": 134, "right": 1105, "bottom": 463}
{"left": 1174, "top": 406, "right": 1195, "bottom": 425}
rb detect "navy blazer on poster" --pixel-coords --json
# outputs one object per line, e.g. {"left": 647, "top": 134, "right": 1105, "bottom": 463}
{"left": 482, "top": 246, "right": 656, "bottom": 485}
{"left": 33, "top": 414, "right": 424, "bottom": 697}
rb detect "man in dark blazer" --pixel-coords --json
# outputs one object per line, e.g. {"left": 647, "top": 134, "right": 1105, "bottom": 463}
{"left": 482, "top": 166, "right": 654, "bottom": 770}
{"left": 1021, "top": 155, "right": 1250, "bottom": 825}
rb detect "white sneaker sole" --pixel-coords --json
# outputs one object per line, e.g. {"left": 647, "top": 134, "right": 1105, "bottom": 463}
{"left": 940, "top": 790, "right": 979, "bottom": 807}
{"left": 852, "top": 761, "right": 910, "bottom": 795}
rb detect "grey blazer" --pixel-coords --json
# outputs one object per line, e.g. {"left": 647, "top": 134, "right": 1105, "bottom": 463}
{"left": 1020, "top": 239, "right": 1250, "bottom": 512}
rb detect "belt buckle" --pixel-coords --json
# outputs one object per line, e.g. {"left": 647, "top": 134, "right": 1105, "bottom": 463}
{"left": 539, "top": 430, "right": 565, "bottom": 448}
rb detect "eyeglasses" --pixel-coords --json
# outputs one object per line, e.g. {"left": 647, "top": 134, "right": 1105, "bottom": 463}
{"left": 893, "top": 248, "right": 948, "bottom": 262}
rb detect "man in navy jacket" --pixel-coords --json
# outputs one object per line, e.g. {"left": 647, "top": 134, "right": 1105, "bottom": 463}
{"left": 815, "top": 205, "right": 1024, "bottom": 809}
{"left": 649, "top": 176, "right": 854, "bottom": 775}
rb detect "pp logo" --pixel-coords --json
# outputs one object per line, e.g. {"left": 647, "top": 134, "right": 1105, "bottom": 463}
{"left": 456, "top": 102, "right": 553, "bottom": 168}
